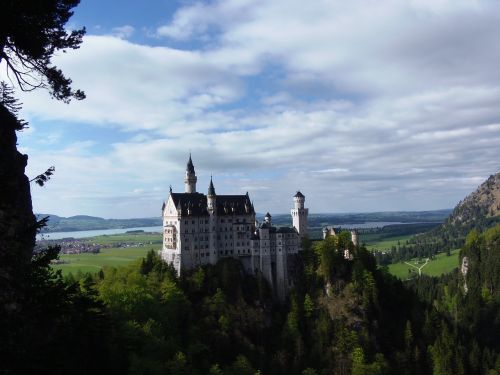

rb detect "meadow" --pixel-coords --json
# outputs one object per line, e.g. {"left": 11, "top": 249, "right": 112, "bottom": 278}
{"left": 363, "top": 234, "right": 413, "bottom": 251}
{"left": 387, "top": 248, "right": 460, "bottom": 279}
{"left": 52, "top": 232, "right": 162, "bottom": 275}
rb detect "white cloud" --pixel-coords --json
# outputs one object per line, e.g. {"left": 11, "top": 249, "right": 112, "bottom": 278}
{"left": 112, "top": 25, "right": 135, "bottom": 39}
{"left": 15, "top": 0, "right": 500, "bottom": 217}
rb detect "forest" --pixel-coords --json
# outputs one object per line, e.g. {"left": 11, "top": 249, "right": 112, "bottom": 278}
{"left": 1, "top": 225, "right": 499, "bottom": 374}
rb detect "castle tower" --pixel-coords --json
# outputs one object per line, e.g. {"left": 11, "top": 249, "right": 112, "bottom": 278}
{"left": 184, "top": 154, "right": 197, "bottom": 193}
{"left": 291, "top": 191, "right": 308, "bottom": 237}
{"left": 207, "top": 176, "right": 218, "bottom": 264}
{"left": 207, "top": 176, "right": 216, "bottom": 211}
{"left": 264, "top": 212, "right": 272, "bottom": 225}
{"left": 350, "top": 229, "right": 359, "bottom": 247}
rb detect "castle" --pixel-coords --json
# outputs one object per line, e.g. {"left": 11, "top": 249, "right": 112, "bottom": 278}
{"left": 161, "top": 155, "right": 308, "bottom": 299}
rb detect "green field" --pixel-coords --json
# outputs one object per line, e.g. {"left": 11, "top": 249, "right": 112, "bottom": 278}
{"left": 51, "top": 232, "right": 162, "bottom": 275}
{"left": 53, "top": 247, "right": 159, "bottom": 275}
{"left": 364, "top": 234, "right": 413, "bottom": 251}
{"left": 387, "top": 248, "right": 460, "bottom": 279}
{"left": 88, "top": 233, "right": 162, "bottom": 245}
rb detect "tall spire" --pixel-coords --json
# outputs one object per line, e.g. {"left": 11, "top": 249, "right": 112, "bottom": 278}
{"left": 184, "top": 153, "right": 197, "bottom": 193}
{"left": 186, "top": 153, "right": 195, "bottom": 174}
{"left": 208, "top": 175, "right": 216, "bottom": 196}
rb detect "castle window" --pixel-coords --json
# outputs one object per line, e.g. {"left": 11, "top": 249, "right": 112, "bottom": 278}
{"left": 192, "top": 220, "right": 195, "bottom": 224}
{"left": 184, "top": 220, "right": 188, "bottom": 224}
{"left": 221, "top": 219, "right": 225, "bottom": 223}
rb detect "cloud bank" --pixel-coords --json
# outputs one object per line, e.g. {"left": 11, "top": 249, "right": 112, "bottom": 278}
{"left": 14, "top": 0, "right": 500, "bottom": 218}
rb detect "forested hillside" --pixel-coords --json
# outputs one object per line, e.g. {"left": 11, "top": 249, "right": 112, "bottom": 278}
{"left": 376, "top": 173, "right": 500, "bottom": 263}
{"left": 3, "top": 227, "right": 499, "bottom": 374}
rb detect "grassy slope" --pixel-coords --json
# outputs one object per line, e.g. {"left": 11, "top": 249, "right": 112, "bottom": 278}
{"left": 52, "top": 233, "right": 162, "bottom": 275}
{"left": 364, "top": 235, "right": 413, "bottom": 251}
{"left": 387, "top": 248, "right": 460, "bottom": 279}
{"left": 53, "top": 247, "right": 156, "bottom": 275}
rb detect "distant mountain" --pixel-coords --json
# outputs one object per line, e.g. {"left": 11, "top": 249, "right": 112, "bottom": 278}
{"left": 36, "top": 214, "right": 162, "bottom": 232}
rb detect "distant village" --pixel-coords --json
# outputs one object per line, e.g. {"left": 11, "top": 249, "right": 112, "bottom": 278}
{"left": 36, "top": 237, "right": 152, "bottom": 255}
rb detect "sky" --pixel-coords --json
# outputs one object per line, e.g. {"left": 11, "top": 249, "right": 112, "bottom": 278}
{"left": 7, "top": 0, "right": 500, "bottom": 218}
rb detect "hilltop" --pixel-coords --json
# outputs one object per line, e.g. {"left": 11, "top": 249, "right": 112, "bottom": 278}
{"left": 448, "top": 173, "right": 500, "bottom": 228}
{"left": 372, "top": 172, "right": 500, "bottom": 266}
{"left": 435, "top": 172, "right": 500, "bottom": 247}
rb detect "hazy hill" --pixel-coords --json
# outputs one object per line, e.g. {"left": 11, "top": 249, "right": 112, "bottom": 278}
{"left": 37, "top": 210, "right": 451, "bottom": 233}
{"left": 36, "top": 214, "right": 161, "bottom": 232}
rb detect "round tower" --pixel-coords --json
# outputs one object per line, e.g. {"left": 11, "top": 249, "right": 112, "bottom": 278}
{"left": 264, "top": 212, "right": 272, "bottom": 225}
{"left": 350, "top": 229, "right": 359, "bottom": 247}
{"left": 291, "top": 191, "right": 308, "bottom": 238}
{"left": 184, "top": 154, "right": 197, "bottom": 193}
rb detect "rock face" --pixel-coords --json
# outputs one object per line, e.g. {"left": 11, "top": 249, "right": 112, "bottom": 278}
{"left": 435, "top": 172, "right": 500, "bottom": 243}
{"left": 0, "top": 104, "right": 37, "bottom": 302}
{"left": 450, "top": 173, "right": 500, "bottom": 226}
{"left": 461, "top": 256, "right": 470, "bottom": 294}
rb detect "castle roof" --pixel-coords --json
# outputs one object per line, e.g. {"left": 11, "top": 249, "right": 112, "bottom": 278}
{"left": 208, "top": 176, "right": 216, "bottom": 196}
{"left": 186, "top": 154, "right": 195, "bottom": 174}
{"left": 170, "top": 192, "right": 254, "bottom": 216}
{"left": 294, "top": 191, "right": 305, "bottom": 198}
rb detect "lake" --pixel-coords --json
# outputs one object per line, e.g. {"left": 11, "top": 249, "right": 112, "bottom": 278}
{"left": 37, "top": 226, "right": 163, "bottom": 240}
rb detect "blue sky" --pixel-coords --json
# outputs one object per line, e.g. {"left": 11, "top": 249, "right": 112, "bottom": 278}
{"left": 9, "top": 0, "right": 500, "bottom": 218}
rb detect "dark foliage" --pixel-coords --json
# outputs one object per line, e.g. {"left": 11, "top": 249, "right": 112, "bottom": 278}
{"left": 0, "top": 0, "right": 85, "bottom": 102}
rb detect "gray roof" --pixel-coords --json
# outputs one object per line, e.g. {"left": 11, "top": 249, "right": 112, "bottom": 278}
{"left": 294, "top": 191, "right": 305, "bottom": 198}
{"left": 170, "top": 192, "right": 254, "bottom": 216}
{"left": 186, "top": 154, "right": 195, "bottom": 174}
{"left": 208, "top": 177, "right": 216, "bottom": 196}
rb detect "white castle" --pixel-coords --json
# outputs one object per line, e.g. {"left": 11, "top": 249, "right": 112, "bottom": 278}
{"left": 161, "top": 155, "right": 308, "bottom": 299}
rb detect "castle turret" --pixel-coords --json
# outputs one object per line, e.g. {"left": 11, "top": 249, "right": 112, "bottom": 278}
{"left": 207, "top": 176, "right": 218, "bottom": 264}
{"left": 264, "top": 212, "right": 272, "bottom": 225}
{"left": 291, "top": 191, "right": 308, "bottom": 238}
{"left": 350, "top": 229, "right": 359, "bottom": 247}
{"left": 207, "top": 176, "right": 216, "bottom": 211}
{"left": 184, "top": 154, "right": 197, "bottom": 193}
